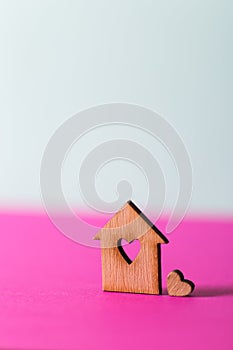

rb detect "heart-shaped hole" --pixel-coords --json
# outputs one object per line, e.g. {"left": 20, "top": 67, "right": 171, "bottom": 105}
{"left": 117, "top": 239, "right": 140, "bottom": 264}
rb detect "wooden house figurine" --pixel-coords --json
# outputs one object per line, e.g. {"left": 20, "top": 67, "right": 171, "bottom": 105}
{"left": 94, "top": 200, "right": 168, "bottom": 295}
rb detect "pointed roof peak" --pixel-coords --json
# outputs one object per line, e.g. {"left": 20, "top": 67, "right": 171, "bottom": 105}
{"left": 94, "top": 200, "right": 169, "bottom": 244}
{"left": 126, "top": 200, "right": 168, "bottom": 243}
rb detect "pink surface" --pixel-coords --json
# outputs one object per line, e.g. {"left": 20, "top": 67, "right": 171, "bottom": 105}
{"left": 0, "top": 211, "right": 232, "bottom": 349}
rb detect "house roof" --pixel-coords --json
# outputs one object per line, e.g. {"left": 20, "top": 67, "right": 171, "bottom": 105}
{"left": 94, "top": 200, "right": 169, "bottom": 244}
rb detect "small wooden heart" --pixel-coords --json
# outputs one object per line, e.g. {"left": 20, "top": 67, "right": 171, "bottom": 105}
{"left": 167, "top": 270, "right": 195, "bottom": 297}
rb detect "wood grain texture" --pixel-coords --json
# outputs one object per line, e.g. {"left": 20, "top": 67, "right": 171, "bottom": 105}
{"left": 94, "top": 201, "right": 168, "bottom": 295}
{"left": 167, "top": 270, "right": 195, "bottom": 297}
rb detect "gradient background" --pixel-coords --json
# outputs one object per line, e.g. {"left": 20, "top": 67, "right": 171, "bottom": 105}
{"left": 0, "top": 1, "right": 233, "bottom": 349}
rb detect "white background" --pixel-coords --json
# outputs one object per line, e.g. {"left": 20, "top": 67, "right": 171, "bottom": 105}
{"left": 0, "top": 0, "right": 232, "bottom": 215}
